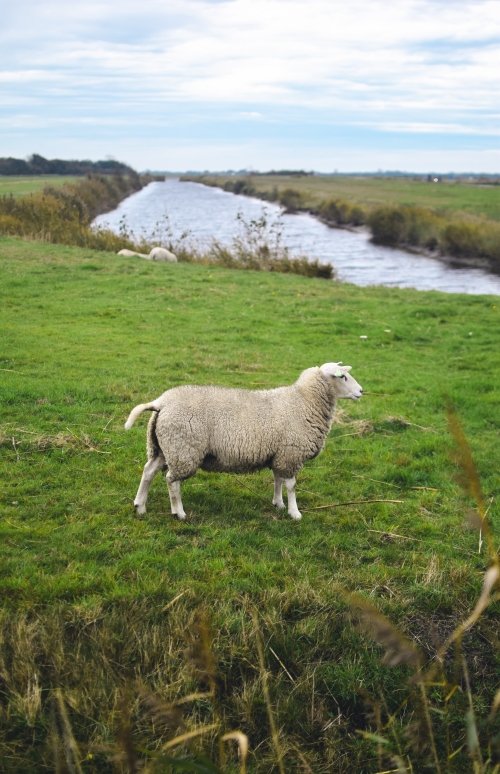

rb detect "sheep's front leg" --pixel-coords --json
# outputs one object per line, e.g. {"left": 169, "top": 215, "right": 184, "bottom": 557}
{"left": 272, "top": 472, "right": 285, "bottom": 510}
{"left": 134, "top": 455, "right": 165, "bottom": 515}
{"left": 166, "top": 472, "right": 186, "bottom": 520}
{"left": 285, "top": 477, "right": 302, "bottom": 520}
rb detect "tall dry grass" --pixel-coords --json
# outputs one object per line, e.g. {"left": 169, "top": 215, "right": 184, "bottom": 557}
{"left": 0, "top": 173, "right": 151, "bottom": 252}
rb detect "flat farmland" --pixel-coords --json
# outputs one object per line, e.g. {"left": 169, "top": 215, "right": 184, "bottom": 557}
{"left": 0, "top": 175, "right": 81, "bottom": 198}
{"left": 196, "top": 173, "right": 500, "bottom": 221}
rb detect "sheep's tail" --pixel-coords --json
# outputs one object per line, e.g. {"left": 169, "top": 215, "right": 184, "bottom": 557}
{"left": 124, "top": 398, "right": 162, "bottom": 430}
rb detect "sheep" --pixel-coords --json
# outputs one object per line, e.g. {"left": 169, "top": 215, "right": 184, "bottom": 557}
{"left": 149, "top": 247, "right": 177, "bottom": 262}
{"left": 117, "top": 249, "right": 149, "bottom": 258}
{"left": 125, "top": 363, "right": 363, "bottom": 521}
{"left": 117, "top": 247, "right": 177, "bottom": 262}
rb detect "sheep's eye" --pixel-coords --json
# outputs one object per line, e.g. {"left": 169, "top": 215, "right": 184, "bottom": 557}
{"left": 341, "top": 374, "right": 347, "bottom": 381}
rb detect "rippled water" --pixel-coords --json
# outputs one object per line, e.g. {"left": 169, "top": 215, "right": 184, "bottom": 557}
{"left": 93, "top": 177, "right": 500, "bottom": 295}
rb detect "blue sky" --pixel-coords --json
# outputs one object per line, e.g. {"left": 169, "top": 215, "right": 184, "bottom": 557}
{"left": 1, "top": 0, "right": 499, "bottom": 172}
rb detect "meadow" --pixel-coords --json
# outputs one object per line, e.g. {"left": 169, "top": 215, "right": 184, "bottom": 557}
{"left": 0, "top": 176, "right": 81, "bottom": 199}
{"left": 1, "top": 235, "right": 500, "bottom": 772}
{"left": 188, "top": 175, "right": 500, "bottom": 222}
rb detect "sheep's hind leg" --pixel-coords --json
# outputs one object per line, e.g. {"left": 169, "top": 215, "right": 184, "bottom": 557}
{"left": 134, "top": 454, "right": 165, "bottom": 516}
{"left": 166, "top": 472, "right": 186, "bottom": 521}
{"left": 272, "top": 472, "right": 285, "bottom": 510}
{"left": 285, "top": 477, "right": 302, "bottom": 520}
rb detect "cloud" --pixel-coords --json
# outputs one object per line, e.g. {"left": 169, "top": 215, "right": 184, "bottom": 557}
{"left": 1, "top": 0, "right": 499, "bottom": 169}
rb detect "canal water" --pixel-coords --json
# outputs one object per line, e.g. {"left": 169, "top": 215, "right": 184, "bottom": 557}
{"left": 93, "top": 177, "right": 500, "bottom": 295}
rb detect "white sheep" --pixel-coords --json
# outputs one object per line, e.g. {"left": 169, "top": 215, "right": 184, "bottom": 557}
{"left": 149, "top": 247, "right": 177, "bottom": 262}
{"left": 117, "top": 247, "right": 177, "bottom": 262}
{"left": 125, "top": 363, "right": 363, "bottom": 521}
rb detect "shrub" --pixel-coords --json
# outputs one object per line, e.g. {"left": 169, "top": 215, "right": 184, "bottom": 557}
{"left": 188, "top": 211, "right": 335, "bottom": 279}
{"left": 319, "top": 198, "right": 366, "bottom": 226}
{"left": 221, "top": 177, "right": 256, "bottom": 196}
{"left": 350, "top": 205, "right": 366, "bottom": 226}
{"left": 368, "top": 206, "right": 408, "bottom": 245}
{"left": 0, "top": 175, "right": 149, "bottom": 253}
{"left": 404, "top": 207, "right": 442, "bottom": 249}
{"left": 0, "top": 214, "right": 23, "bottom": 235}
{"left": 442, "top": 222, "right": 485, "bottom": 258}
{"left": 278, "top": 187, "right": 303, "bottom": 212}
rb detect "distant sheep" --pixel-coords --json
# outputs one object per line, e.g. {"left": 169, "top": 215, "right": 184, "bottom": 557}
{"left": 117, "top": 247, "right": 177, "bottom": 262}
{"left": 149, "top": 247, "right": 177, "bottom": 262}
{"left": 125, "top": 363, "right": 363, "bottom": 521}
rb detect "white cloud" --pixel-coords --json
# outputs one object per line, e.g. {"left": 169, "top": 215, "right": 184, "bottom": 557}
{"left": 1, "top": 0, "right": 499, "bottom": 169}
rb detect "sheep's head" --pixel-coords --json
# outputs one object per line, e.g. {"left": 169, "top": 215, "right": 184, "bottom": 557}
{"left": 320, "top": 362, "right": 363, "bottom": 400}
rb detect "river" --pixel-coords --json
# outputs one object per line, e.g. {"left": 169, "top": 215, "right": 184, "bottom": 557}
{"left": 93, "top": 177, "right": 500, "bottom": 295}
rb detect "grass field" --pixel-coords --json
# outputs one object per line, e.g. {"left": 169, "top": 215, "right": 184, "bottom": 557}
{"left": 0, "top": 176, "right": 81, "bottom": 198}
{"left": 1, "top": 236, "right": 500, "bottom": 772}
{"left": 193, "top": 175, "right": 500, "bottom": 222}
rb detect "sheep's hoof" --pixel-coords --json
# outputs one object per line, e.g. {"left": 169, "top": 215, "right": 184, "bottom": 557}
{"left": 134, "top": 503, "right": 146, "bottom": 517}
{"left": 289, "top": 512, "right": 302, "bottom": 521}
{"left": 273, "top": 501, "right": 285, "bottom": 510}
{"left": 172, "top": 512, "right": 186, "bottom": 521}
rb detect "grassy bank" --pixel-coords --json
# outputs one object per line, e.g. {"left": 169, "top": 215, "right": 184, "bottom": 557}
{"left": 184, "top": 175, "right": 500, "bottom": 271}
{"left": 0, "top": 176, "right": 81, "bottom": 198}
{"left": 1, "top": 237, "right": 500, "bottom": 771}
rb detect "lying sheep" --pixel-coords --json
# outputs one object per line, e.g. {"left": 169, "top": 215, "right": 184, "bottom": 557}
{"left": 117, "top": 248, "right": 149, "bottom": 258}
{"left": 125, "top": 363, "right": 363, "bottom": 521}
{"left": 149, "top": 247, "right": 177, "bottom": 262}
{"left": 117, "top": 247, "right": 177, "bottom": 262}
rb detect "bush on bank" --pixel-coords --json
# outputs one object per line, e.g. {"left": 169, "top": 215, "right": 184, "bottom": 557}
{"left": 0, "top": 173, "right": 159, "bottom": 252}
{"left": 368, "top": 205, "right": 500, "bottom": 267}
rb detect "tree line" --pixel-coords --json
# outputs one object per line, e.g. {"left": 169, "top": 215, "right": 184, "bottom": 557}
{"left": 0, "top": 154, "right": 136, "bottom": 177}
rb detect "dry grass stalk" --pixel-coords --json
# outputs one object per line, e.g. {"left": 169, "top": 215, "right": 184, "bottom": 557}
{"left": 346, "top": 593, "right": 422, "bottom": 669}
{"left": 115, "top": 689, "right": 139, "bottom": 774}
{"left": 252, "top": 611, "right": 285, "bottom": 774}
{"left": 160, "top": 722, "right": 219, "bottom": 751}
{"left": 445, "top": 399, "right": 499, "bottom": 569}
{"left": 55, "top": 689, "right": 84, "bottom": 774}
{"left": 303, "top": 498, "right": 404, "bottom": 512}
{"left": 184, "top": 610, "right": 218, "bottom": 694}
{"left": 221, "top": 731, "right": 249, "bottom": 774}
{"left": 138, "top": 684, "right": 185, "bottom": 733}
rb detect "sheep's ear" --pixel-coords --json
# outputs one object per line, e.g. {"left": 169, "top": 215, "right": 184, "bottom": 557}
{"left": 320, "top": 362, "right": 343, "bottom": 378}
{"left": 344, "top": 365, "right": 352, "bottom": 372}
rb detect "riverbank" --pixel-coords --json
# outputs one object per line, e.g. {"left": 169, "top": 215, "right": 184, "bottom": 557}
{"left": 0, "top": 172, "right": 164, "bottom": 253}
{"left": 183, "top": 174, "right": 500, "bottom": 272}
{"left": 1, "top": 236, "right": 500, "bottom": 771}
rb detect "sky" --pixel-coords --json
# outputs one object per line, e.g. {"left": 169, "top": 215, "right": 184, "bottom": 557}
{"left": 1, "top": 0, "right": 499, "bottom": 172}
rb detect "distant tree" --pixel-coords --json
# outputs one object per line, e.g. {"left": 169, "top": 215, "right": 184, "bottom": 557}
{"left": 0, "top": 154, "right": 137, "bottom": 176}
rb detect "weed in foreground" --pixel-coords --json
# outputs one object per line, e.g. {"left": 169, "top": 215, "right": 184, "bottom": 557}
{"left": 345, "top": 404, "right": 500, "bottom": 773}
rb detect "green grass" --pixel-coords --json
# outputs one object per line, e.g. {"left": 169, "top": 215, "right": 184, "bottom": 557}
{"left": 0, "top": 175, "right": 81, "bottom": 198}
{"left": 1, "top": 236, "right": 500, "bottom": 772}
{"left": 194, "top": 174, "right": 500, "bottom": 221}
